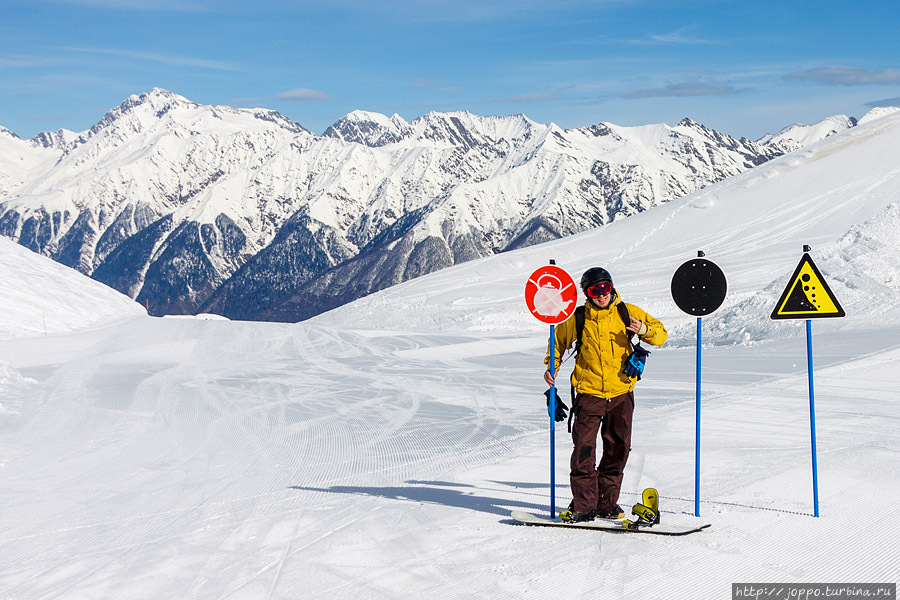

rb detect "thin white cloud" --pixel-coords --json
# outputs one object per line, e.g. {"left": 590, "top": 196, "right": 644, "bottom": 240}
{"left": 58, "top": 46, "right": 239, "bottom": 71}
{"left": 865, "top": 96, "right": 900, "bottom": 108}
{"left": 253, "top": 0, "right": 632, "bottom": 24}
{"left": 410, "top": 79, "right": 464, "bottom": 93}
{"left": 274, "top": 88, "right": 334, "bottom": 102}
{"left": 610, "top": 80, "right": 741, "bottom": 100}
{"left": 49, "top": 0, "right": 213, "bottom": 11}
{"left": 26, "top": 72, "right": 126, "bottom": 89}
{"left": 228, "top": 97, "right": 265, "bottom": 106}
{"left": 626, "top": 27, "right": 719, "bottom": 46}
{"left": 0, "top": 54, "right": 64, "bottom": 69}
{"left": 497, "top": 93, "right": 562, "bottom": 104}
{"left": 786, "top": 66, "right": 900, "bottom": 86}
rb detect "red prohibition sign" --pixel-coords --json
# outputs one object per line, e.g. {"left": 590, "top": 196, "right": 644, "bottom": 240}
{"left": 525, "top": 265, "right": 578, "bottom": 325}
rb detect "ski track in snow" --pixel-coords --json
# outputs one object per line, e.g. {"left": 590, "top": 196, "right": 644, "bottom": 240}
{"left": 1, "top": 318, "right": 557, "bottom": 599}
{"left": 2, "top": 316, "right": 899, "bottom": 599}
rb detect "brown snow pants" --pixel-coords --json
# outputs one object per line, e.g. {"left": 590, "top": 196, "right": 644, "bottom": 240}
{"left": 569, "top": 392, "right": 634, "bottom": 513}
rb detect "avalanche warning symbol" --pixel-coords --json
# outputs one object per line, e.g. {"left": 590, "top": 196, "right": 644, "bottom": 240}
{"left": 771, "top": 253, "right": 845, "bottom": 320}
{"left": 525, "top": 265, "right": 578, "bottom": 325}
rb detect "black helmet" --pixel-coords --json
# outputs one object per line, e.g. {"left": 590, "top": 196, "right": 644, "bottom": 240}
{"left": 580, "top": 267, "right": 613, "bottom": 292}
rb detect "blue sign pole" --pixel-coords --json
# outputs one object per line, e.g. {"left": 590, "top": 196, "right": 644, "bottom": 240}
{"left": 806, "top": 319, "right": 820, "bottom": 517}
{"left": 548, "top": 324, "right": 557, "bottom": 519}
{"left": 695, "top": 317, "right": 702, "bottom": 517}
{"left": 671, "top": 252, "right": 726, "bottom": 520}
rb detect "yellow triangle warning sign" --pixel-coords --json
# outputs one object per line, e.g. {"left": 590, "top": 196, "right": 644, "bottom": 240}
{"left": 771, "top": 253, "right": 845, "bottom": 320}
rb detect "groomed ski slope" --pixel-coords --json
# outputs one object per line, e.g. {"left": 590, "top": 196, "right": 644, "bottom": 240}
{"left": 2, "top": 112, "right": 900, "bottom": 599}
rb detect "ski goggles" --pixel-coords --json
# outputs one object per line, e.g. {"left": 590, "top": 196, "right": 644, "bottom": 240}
{"left": 585, "top": 281, "right": 613, "bottom": 298}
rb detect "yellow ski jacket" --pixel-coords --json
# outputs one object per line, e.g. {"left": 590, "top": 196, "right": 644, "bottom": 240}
{"left": 544, "top": 294, "right": 668, "bottom": 398}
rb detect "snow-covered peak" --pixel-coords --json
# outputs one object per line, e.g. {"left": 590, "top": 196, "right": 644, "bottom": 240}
{"left": 859, "top": 105, "right": 900, "bottom": 124}
{"left": 136, "top": 86, "right": 192, "bottom": 106}
{"left": 30, "top": 128, "right": 81, "bottom": 150}
{"left": 0, "top": 125, "right": 21, "bottom": 140}
{"left": 576, "top": 117, "right": 716, "bottom": 143}
{"left": 61, "top": 87, "right": 310, "bottom": 164}
{"left": 325, "top": 108, "right": 544, "bottom": 149}
{"left": 409, "top": 110, "right": 543, "bottom": 148}
{"left": 81, "top": 88, "right": 308, "bottom": 148}
{"left": 344, "top": 109, "right": 405, "bottom": 127}
{"left": 90, "top": 88, "right": 195, "bottom": 133}
{"left": 563, "top": 116, "right": 770, "bottom": 176}
{"left": 757, "top": 115, "right": 857, "bottom": 152}
{"left": 0, "top": 124, "right": 63, "bottom": 201}
{"left": 323, "top": 110, "right": 411, "bottom": 146}
{"left": 3, "top": 88, "right": 314, "bottom": 226}
{"left": 675, "top": 116, "right": 703, "bottom": 129}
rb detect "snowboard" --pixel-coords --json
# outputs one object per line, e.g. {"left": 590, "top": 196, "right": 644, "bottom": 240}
{"left": 510, "top": 510, "right": 710, "bottom": 536}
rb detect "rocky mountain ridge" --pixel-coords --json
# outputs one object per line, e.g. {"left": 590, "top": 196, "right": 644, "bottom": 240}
{"left": 0, "top": 88, "right": 873, "bottom": 320}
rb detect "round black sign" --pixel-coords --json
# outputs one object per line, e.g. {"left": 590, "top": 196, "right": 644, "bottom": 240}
{"left": 671, "top": 258, "right": 727, "bottom": 316}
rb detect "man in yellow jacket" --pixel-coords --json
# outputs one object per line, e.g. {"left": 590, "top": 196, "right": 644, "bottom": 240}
{"left": 544, "top": 267, "right": 667, "bottom": 522}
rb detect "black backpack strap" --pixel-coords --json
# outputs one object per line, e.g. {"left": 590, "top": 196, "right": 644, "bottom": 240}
{"left": 616, "top": 301, "right": 630, "bottom": 326}
{"left": 567, "top": 394, "right": 579, "bottom": 433}
{"left": 569, "top": 304, "right": 586, "bottom": 432}
{"left": 573, "top": 305, "right": 586, "bottom": 356}
{"left": 617, "top": 300, "right": 636, "bottom": 346}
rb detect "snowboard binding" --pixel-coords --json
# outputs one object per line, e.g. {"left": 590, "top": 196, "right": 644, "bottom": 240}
{"left": 625, "top": 488, "right": 661, "bottom": 529}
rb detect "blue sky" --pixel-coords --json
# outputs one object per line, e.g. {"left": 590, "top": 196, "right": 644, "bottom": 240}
{"left": 2, "top": 0, "right": 900, "bottom": 140}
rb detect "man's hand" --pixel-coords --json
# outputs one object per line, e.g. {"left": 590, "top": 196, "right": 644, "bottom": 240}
{"left": 627, "top": 317, "right": 648, "bottom": 336}
{"left": 544, "top": 370, "right": 555, "bottom": 386}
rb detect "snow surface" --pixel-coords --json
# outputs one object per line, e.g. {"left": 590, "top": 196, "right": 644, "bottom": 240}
{"left": 0, "top": 236, "right": 146, "bottom": 340}
{"left": 2, "top": 111, "right": 900, "bottom": 598}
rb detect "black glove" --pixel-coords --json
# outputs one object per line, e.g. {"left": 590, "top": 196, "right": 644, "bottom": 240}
{"left": 544, "top": 388, "right": 569, "bottom": 422}
{"left": 623, "top": 344, "right": 651, "bottom": 379}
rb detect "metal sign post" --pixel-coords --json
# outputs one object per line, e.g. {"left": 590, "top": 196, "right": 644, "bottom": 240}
{"left": 806, "top": 319, "right": 819, "bottom": 516}
{"left": 525, "top": 261, "right": 577, "bottom": 519}
{"left": 770, "top": 246, "right": 845, "bottom": 517}
{"left": 695, "top": 315, "right": 702, "bottom": 517}
{"left": 548, "top": 323, "right": 557, "bottom": 518}
{"left": 671, "top": 251, "right": 727, "bottom": 517}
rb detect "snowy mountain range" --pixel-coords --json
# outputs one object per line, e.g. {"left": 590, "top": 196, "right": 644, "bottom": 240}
{"left": 0, "top": 89, "right": 879, "bottom": 320}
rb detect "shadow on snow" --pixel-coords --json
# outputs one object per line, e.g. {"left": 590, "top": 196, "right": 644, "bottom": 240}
{"left": 289, "top": 480, "right": 549, "bottom": 518}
